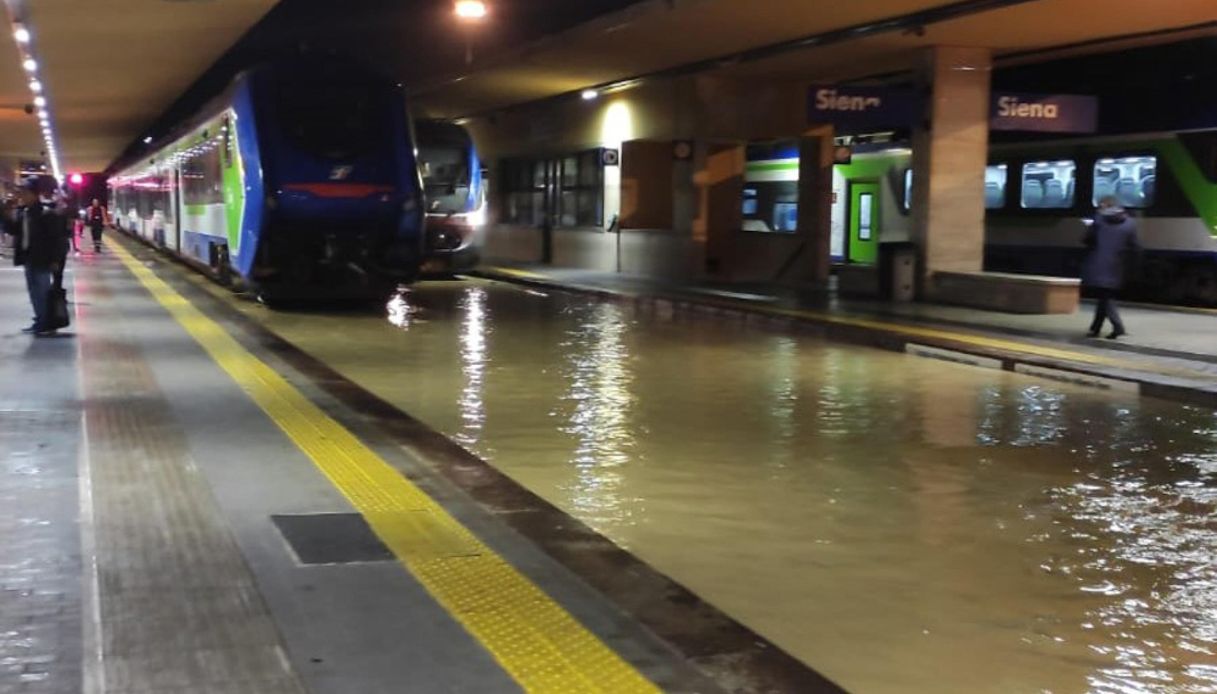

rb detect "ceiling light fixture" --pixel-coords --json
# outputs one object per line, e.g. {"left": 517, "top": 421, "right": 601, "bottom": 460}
{"left": 12, "top": 21, "right": 61, "bottom": 182}
{"left": 455, "top": 0, "right": 488, "bottom": 20}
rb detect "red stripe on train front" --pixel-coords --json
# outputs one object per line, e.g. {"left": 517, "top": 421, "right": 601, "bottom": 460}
{"left": 283, "top": 183, "right": 396, "bottom": 198}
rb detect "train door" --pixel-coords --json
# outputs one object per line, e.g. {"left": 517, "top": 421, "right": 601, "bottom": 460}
{"left": 847, "top": 181, "right": 880, "bottom": 264}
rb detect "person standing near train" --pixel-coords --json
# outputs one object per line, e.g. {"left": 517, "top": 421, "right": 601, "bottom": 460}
{"left": 1082, "top": 195, "right": 1140, "bottom": 339}
{"left": 86, "top": 198, "right": 108, "bottom": 252}
{"left": 12, "top": 178, "right": 69, "bottom": 335}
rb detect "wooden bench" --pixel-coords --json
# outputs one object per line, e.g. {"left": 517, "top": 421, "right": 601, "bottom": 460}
{"left": 930, "top": 270, "right": 1080, "bottom": 314}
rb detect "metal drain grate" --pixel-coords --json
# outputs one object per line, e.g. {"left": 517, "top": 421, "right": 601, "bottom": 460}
{"left": 271, "top": 513, "right": 395, "bottom": 565}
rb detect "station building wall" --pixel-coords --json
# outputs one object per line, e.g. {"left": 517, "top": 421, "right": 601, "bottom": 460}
{"left": 464, "top": 73, "right": 828, "bottom": 284}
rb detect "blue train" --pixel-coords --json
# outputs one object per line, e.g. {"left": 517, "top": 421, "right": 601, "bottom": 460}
{"left": 110, "top": 55, "right": 426, "bottom": 301}
{"left": 415, "top": 119, "right": 485, "bottom": 273}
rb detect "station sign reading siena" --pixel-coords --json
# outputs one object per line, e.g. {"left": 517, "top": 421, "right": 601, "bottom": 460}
{"left": 807, "top": 86, "right": 920, "bottom": 131}
{"left": 808, "top": 85, "right": 1098, "bottom": 134}
{"left": 989, "top": 92, "right": 1098, "bottom": 134}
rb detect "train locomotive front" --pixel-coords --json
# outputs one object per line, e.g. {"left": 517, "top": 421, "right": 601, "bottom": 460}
{"left": 110, "top": 56, "right": 425, "bottom": 302}
{"left": 250, "top": 58, "right": 425, "bottom": 298}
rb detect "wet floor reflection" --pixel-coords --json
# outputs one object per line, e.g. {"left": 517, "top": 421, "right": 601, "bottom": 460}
{"left": 556, "top": 302, "right": 637, "bottom": 525}
{"left": 235, "top": 279, "right": 1217, "bottom": 693}
{"left": 456, "top": 287, "right": 488, "bottom": 449}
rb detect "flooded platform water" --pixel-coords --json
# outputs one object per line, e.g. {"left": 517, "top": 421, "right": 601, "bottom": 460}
{"left": 224, "top": 278, "right": 1217, "bottom": 693}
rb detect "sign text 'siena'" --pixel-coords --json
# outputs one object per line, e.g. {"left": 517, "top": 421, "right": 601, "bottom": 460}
{"left": 996, "top": 96, "right": 1059, "bottom": 120}
{"left": 815, "top": 89, "right": 882, "bottom": 112}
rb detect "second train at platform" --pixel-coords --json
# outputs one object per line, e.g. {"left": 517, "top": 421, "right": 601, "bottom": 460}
{"left": 745, "top": 129, "right": 1217, "bottom": 305}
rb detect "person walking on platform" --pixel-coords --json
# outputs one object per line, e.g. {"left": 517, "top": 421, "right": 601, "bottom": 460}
{"left": 86, "top": 198, "right": 108, "bottom": 252}
{"left": 12, "top": 178, "right": 68, "bottom": 336}
{"left": 1082, "top": 195, "right": 1140, "bottom": 339}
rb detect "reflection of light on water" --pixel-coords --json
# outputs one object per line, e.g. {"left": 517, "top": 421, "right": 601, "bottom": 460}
{"left": 386, "top": 288, "right": 421, "bottom": 330}
{"left": 559, "top": 303, "right": 635, "bottom": 523}
{"left": 767, "top": 337, "right": 799, "bottom": 461}
{"left": 456, "top": 287, "right": 488, "bottom": 448}
{"left": 1042, "top": 448, "right": 1217, "bottom": 692}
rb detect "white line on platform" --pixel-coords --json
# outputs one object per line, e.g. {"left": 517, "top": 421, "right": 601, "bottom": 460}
{"left": 1013, "top": 363, "right": 1141, "bottom": 393}
{"left": 74, "top": 287, "right": 105, "bottom": 694}
{"left": 905, "top": 343, "right": 1003, "bottom": 370}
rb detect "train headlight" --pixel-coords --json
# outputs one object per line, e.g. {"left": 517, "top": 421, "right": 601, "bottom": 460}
{"left": 467, "top": 201, "right": 487, "bottom": 228}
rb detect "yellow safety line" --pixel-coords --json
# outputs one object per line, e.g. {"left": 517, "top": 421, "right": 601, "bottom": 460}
{"left": 111, "top": 243, "right": 659, "bottom": 693}
{"left": 486, "top": 266, "right": 1217, "bottom": 380}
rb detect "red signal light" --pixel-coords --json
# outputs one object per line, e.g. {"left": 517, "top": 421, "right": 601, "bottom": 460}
{"left": 69, "top": 173, "right": 83, "bottom": 186}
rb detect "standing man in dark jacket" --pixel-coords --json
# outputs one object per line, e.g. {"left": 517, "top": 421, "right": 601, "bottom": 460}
{"left": 1082, "top": 196, "right": 1140, "bottom": 339}
{"left": 14, "top": 178, "right": 68, "bottom": 336}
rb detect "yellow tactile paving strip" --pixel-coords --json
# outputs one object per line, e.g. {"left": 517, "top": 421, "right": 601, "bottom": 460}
{"left": 111, "top": 243, "right": 660, "bottom": 694}
{"left": 488, "top": 267, "right": 1217, "bottom": 382}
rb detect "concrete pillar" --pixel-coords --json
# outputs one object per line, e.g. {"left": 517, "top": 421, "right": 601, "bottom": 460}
{"left": 796, "top": 125, "right": 834, "bottom": 287}
{"left": 910, "top": 46, "right": 992, "bottom": 296}
{"left": 694, "top": 142, "right": 744, "bottom": 278}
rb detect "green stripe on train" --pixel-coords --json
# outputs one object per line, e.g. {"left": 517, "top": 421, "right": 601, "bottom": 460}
{"left": 222, "top": 111, "right": 245, "bottom": 254}
{"left": 1158, "top": 138, "right": 1217, "bottom": 234}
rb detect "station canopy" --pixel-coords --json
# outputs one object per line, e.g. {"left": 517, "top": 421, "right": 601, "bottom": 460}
{"left": 411, "top": 0, "right": 1217, "bottom": 118}
{"left": 1, "top": 0, "right": 1216, "bottom": 174}
{"left": 0, "top": 0, "right": 275, "bottom": 174}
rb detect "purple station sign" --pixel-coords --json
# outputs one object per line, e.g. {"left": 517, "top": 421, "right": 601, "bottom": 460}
{"left": 990, "top": 92, "right": 1099, "bottom": 134}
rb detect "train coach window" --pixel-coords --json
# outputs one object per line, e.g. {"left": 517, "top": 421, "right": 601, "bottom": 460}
{"left": 985, "top": 164, "right": 1007, "bottom": 209}
{"left": 1020, "top": 160, "right": 1076, "bottom": 209}
{"left": 903, "top": 169, "right": 912, "bottom": 211}
{"left": 1092, "top": 156, "right": 1155, "bottom": 208}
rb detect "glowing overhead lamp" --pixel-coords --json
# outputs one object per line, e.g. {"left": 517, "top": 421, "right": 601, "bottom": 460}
{"left": 581, "top": 89, "right": 599, "bottom": 101}
{"left": 13, "top": 25, "right": 29, "bottom": 44}
{"left": 455, "top": 0, "right": 487, "bottom": 20}
{"left": 29, "top": 79, "right": 41, "bottom": 93}
{"left": 33, "top": 95, "right": 45, "bottom": 107}
{"left": 22, "top": 58, "right": 35, "bottom": 72}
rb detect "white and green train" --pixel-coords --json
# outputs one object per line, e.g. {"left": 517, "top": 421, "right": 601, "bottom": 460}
{"left": 743, "top": 130, "right": 1217, "bottom": 304}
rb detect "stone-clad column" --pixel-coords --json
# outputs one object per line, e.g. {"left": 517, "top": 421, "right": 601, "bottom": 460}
{"left": 910, "top": 46, "right": 992, "bottom": 296}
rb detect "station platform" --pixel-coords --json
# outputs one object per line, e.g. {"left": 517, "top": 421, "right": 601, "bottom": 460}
{"left": 475, "top": 264, "right": 1217, "bottom": 406}
{"left": 0, "top": 238, "right": 843, "bottom": 694}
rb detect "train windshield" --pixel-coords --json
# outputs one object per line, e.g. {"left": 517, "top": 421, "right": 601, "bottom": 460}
{"left": 276, "top": 73, "right": 393, "bottom": 160}
{"left": 416, "top": 120, "right": 475, "bottom": 214}
{"left": 418, "top": 145, "right": 471, "bottom": 213}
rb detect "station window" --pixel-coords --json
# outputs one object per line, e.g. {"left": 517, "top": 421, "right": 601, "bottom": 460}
{"left": 500, "top": 151, "right": 604, "bottom": 228}
{"left": 984, "top": 164, "right": 1008, "bottom": 209}
{"left": 499, "top": 158, "right": 545, "bottom": 227}
{"left": 559, "top": 150, "right": 604, "bottom": 227}
{"left": 1020, "top": 160, "right": 1076, "bottom": 209}
{"left": 1092, "top": 155, "right": 1155, "bottom": 208}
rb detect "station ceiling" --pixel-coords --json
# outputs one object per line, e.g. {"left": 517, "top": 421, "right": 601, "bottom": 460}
{"left": 1, "top": 0, "right": 1215, "bottom": 175}
{"left": 412, "top": 0, "right": 1217, "bottom": 118}
{"left": 0, "top": 0, "right": 275, "bottom": 174}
